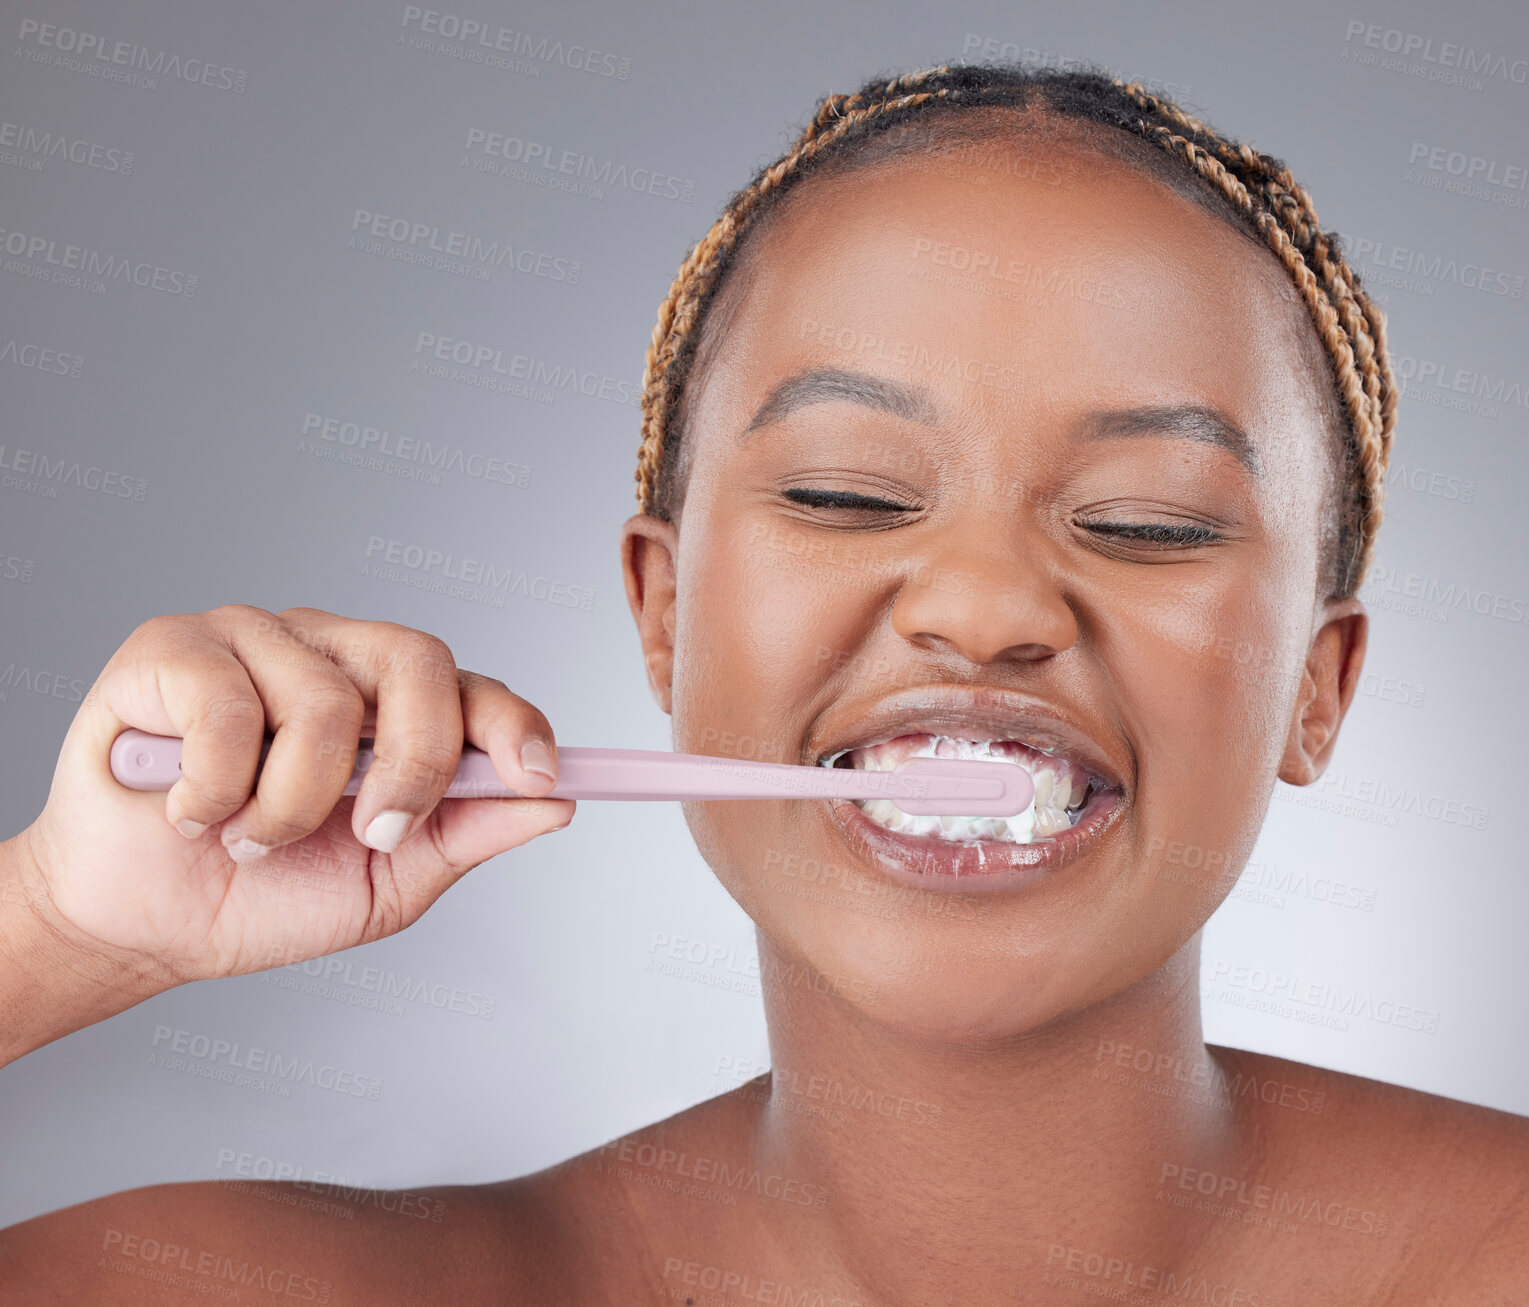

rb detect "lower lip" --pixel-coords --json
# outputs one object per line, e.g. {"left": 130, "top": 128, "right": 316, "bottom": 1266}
{"left": 822, "top": 784, "right": 1126, "bottom": 894}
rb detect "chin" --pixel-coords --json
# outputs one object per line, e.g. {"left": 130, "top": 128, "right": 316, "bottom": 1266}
{"left": 734, "top": 871, "right": 1144, "bottom": 1045}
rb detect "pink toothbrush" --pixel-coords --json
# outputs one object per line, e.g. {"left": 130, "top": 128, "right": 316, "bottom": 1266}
{"left": 108, "top": 729, "right": 1034, "bottom": 817}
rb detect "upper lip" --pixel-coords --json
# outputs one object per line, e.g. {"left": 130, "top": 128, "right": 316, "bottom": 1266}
{"left": 810, "top": 684, "right": 1128, "bottom": 793}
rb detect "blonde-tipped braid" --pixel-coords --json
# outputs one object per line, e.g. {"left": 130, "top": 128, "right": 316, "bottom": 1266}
{"left": 635, "top": 63, "right": 1397, "bottom": 597}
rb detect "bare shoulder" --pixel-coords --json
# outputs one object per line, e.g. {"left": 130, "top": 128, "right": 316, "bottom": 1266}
{"left": 0, "top": 1173, "right": 554, "bottom": 1305}
{"left": 1209, "top": 1044, "right": 1529, "bottom": 1292}
{"left": 489, "top": 1080, "right": 771, "bottom": 1301}
{"left": 0, "top": 1090, "right": 755, "bottom": 1307}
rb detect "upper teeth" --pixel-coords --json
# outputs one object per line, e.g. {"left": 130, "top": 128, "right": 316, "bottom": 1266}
{"left": 819, "top": 733, "right": 1095, "bottom": 845}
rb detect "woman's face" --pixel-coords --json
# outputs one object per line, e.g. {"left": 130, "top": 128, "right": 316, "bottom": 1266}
{"left": 622, "top": 128, "right": 1368, "bottom": 1040}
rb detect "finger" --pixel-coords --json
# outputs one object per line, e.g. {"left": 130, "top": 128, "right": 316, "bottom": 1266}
{"left": 273, "top": 609, "right": 466, "bottom": 854}
{"left": 386, "top": 794, "right": 576, "bottom": 923}
{"left": 97, "top": 615, "right": 270, "bottom": 838}
{"left": 209, "top": 608, "right": 368, "bottom": 860}
{"left": 457, "top": 670, "right": 561, "bottom": 800}
{"left": 435, "top": 793, "right": 576, "bottom": 869}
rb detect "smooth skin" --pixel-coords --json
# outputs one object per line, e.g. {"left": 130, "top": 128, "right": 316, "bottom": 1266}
{"left": 3, "top": 122, "right": 1527, "bottom": 1304}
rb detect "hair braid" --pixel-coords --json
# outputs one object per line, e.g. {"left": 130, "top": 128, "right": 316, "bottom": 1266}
{"left": 634, "top": 60, "right": 1397, "bottom": 597}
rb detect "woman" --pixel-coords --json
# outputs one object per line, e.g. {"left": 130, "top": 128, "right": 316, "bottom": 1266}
{"left": 3, "top": 61, "right": 1525, "bottom": 1303}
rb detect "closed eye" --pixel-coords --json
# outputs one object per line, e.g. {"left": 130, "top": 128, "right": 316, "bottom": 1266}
{"left": 781, "top": 491, "right": 1222, "bottom": 549}
{"left": 782, "top": 488, "right": 915, "bottom": 512}
{"left": 1080, "top": 520, "right": 1221, "bottom": 547}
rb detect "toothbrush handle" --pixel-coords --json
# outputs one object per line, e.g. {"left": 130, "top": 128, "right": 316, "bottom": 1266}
{"left": 108, "top": 728, "right": 579, "bottom": 800}
{"left": 107, "top": 731, "right": 968, "bottom": 805}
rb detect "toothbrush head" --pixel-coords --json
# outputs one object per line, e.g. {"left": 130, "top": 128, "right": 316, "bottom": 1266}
{"left": 889, "top": 756, "right": 1035, "bottom": 818}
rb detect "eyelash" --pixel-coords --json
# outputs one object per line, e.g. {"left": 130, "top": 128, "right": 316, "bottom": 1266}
{"left": 781, "top": 489, "right": 1222, "bottom": 547}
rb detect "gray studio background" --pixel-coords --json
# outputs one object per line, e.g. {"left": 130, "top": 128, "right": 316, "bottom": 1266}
{"left": 2, "top": 0, "right": 1526, "bottom": 1226}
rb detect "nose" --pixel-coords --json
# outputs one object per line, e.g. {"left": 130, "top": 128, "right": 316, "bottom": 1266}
{"left": 889, "top": 537, "right": 1078, "bottom": 665}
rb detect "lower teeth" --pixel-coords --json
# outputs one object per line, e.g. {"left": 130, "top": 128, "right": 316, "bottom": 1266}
{"left": 855, "top": 794, "right": 1085, "bottom": 844}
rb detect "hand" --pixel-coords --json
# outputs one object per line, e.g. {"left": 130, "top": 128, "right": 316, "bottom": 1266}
{"left": 18, "top": 605, "right": 574, "bottom": 988}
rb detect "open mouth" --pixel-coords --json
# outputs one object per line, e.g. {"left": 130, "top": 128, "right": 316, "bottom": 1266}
{"left": 819, "top": 732, "right": 1105, "bottom": 845}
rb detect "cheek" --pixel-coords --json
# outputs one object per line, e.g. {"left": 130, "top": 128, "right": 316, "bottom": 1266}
{"left": 1113, "top": 567, "right": 1304, "bottom": 890}
{"left": 672, "top": 519, "right": 879, "bottom": 760}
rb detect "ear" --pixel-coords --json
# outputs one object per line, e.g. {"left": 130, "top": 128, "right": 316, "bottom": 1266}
{"left": 1277, "top": 596, "right": 1368, "bottom": 787}
{"left": 620, "top": 512, "right": 680, "bottom": 715}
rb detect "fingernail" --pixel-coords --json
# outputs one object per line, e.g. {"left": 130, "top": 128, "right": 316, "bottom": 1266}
{"left": 519, "top": 738, "right": 558, "bottom": 783}
{"left": 175, "top": 817, "right": 208, "bottom": 839}
{"left": 362, "top": 810, "right": 412, "bottom": 853}
{"left": 225, "top": 837, "right": 270, "bottom": 863}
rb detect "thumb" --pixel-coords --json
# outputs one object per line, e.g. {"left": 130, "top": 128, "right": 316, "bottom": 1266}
{"left": 382, "top": 796, "right": 576, "bottom": 914}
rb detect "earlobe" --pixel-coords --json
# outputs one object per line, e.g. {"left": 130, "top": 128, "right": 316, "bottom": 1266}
{"left": 1277, "top": 598, "right": 1368, "bottom": 787}
{"left": 619, "top": 513, "right": 679, "bottom": 714}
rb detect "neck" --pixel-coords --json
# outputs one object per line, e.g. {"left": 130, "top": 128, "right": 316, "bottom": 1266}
{"left": 748, "top": 932, "right": 1246, "bottom": 1302}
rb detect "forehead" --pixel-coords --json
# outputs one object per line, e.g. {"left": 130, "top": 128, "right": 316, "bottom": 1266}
{"left": 685, "top": 131, "right": 1335, "bottom": 479}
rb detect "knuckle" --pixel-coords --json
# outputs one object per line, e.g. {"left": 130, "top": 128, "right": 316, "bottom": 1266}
{"left": 508, "top": 699, "right": 552, "bottom": 739}
{"left": 183, "top": 771, "right": 253, "bottom": 813}
{"left": 251, "top": 805, "right": 328, "bottom": 845}
{"left": 376, "top": 729, "right": 462, "bottom": 798}
{"left": 272, "top": 607, "right": 334, "bottom": 650}
{"left": 276, "top": 605, "right": 335, "bottom": 625}
{"left": 292, "top": 674, "right": 367, "bottom": 722}
{"left": 192, "top": 692, "right": 267, "bottom": 738}
{"left": 284, "top": 684, "right": 367, "bottom": 763}
{"left": 384, "top": 625, "right": 456, "bottom": 684}
{"left": 208, "top": 602, "right": 274, "bottom": 628}
{"left": 128, "top": 612, "right": 195, "bottom": 650}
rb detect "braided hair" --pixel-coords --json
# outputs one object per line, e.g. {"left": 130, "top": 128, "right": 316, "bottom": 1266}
{"left": 633, "top": 61, "right": 1397, "bottom": 598}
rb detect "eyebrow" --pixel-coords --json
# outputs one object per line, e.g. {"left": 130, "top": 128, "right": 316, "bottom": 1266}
{"left": 741, "top": 367, "right": 939, "bottom": 435}
{"left": 739, "top": 365, "right": 1260, "bottom": 478}
{"left": 1079, "top": 405, "right": 1262, "bottom": 478}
